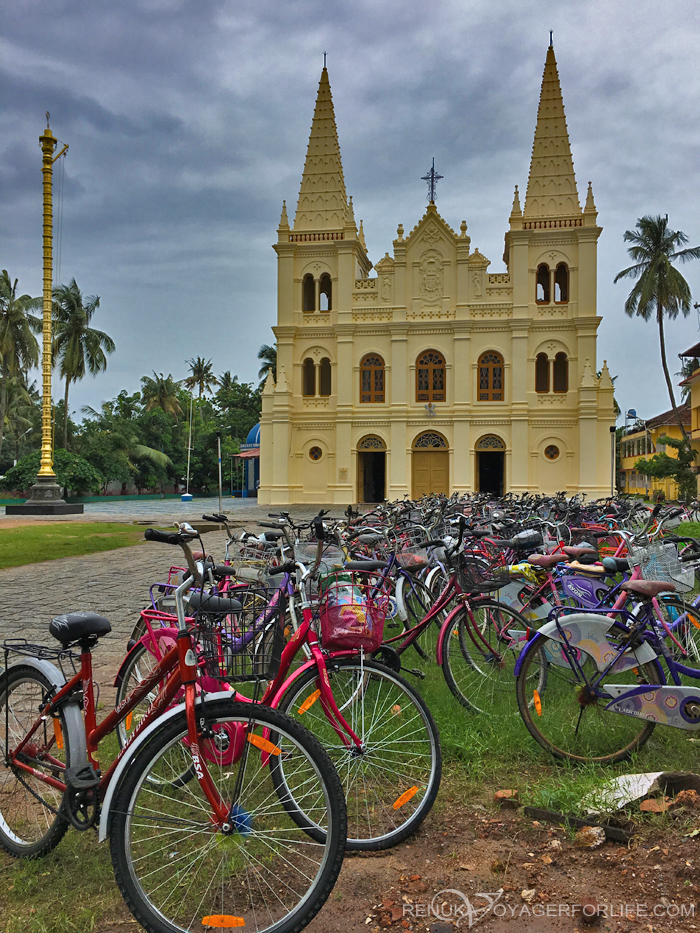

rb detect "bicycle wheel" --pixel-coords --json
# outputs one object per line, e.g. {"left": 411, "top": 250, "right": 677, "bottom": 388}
{"left": 658, "top": 596, "right": 700, "bottom": 676}
{"left": 115, "top": 640, "right": 164, "bottom": 749}
{"left": 515, "top": 632, "right": 661, "bottom": 764}
{"left": 0, "top": 665, "right": 70, "bottom": 857}
{"left": 441, "top": 600, "right": 542, "bottom": 716}
{"left": 109, "top": 698, "right": 346, "bottom": 933}
{"left": 398, "top": 576, "right": 441, "bottom": 661}
{"left": 275, "top": 658, "right": 441, "bottom": 850}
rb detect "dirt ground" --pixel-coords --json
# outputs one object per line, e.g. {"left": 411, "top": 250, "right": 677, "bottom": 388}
{"left": 299, "top": 805, "right": 699, "bottom": 933}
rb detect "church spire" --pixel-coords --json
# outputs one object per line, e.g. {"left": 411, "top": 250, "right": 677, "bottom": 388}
{"left": 523, "top": 44, "right": 581, "bottom": 219}
{"left": 293, "top": 67, "right": 348, "bottom": 231}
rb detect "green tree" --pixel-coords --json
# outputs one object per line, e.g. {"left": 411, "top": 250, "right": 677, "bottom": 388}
{"left": 0, "top": 270, "right": 41, "bottom": 460}
{"left": 614, "top": 215, "right": 700, "bottom": 440}
{"left": 676, "top": 355, "right": 699, "bottom": 404}
{"left": 257, "top": 343, "right": 277, "bottom": 384}
{"left": 184, "top": 357, "right": 218, "bottom": 398}
{"left": 52, "top": 279, "right": 115, "bottom": 449}
{"left": 634, "top": 434, "right": 697, "bottom": 502}
{"left": 1, "top": 449, "right": 102, "bottom": 496}
{"left": 2, "top": 373, "right": 40, "bottom": 468}
{"left": 141, "top": 373, "right": 183, "bottom": 421}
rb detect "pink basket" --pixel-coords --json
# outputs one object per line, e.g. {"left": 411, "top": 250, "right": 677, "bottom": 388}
{"left": 318, "top": 573, "right": 389, "bottom": 651}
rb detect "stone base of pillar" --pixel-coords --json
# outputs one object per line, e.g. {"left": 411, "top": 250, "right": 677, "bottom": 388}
{"left": 5, "top": 476, "right": 85, "bottom": 515}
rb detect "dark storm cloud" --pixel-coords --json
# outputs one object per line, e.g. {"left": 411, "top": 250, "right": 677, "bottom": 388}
{"left": 1, "top": 0, "right": 700, "bottom": 421}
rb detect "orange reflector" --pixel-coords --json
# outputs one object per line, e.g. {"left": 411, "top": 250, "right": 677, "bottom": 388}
{"left": 202, "top": 917, "right": 244, "bottom": 928}
{"left": 393, "top": 786, "right": 419, "bottom": 810}
{"left": 533, "top": 690, "right": 542, "bottom": 717}
{"left": 247, "top": 733, "right": 280, "bottom": 756}
{"left": 298, "top": 689, "right": 321, "bottom": 715}
{"left": 53, "top": 720, "right": 64, "bottom": 750}
{"left": 452, "top": 628, "right": 458, "bottom": 636}
{"left": 125, "top": 711, "right": 133, "bottom": 732}
{"left": 691, "top": 616, "right": 700, "bottom": 631}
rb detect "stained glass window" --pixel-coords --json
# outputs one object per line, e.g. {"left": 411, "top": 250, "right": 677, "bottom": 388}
{"left": 477, "top": 352, "right": 504, "bottom": 401}
{"left": 360, "top": 354, "right": 385, "bottom": 403}
{"left": 416, "top": 351, "right": 446, "bottom": 403}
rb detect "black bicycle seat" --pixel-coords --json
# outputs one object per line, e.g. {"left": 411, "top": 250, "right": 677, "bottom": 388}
{"left": 49, "top": 612, "right": 112, "bottom": 645}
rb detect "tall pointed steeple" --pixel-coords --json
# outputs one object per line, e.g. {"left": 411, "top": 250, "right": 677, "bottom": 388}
{"left": 523, "top": 45, "right": 581, "bottom": 219}
{"left": 293, "top": 67, "right": 348, "bottom": 231}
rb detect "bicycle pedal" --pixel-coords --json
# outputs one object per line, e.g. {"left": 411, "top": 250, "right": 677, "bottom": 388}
{"left": 402, "top": 667, "right": 426, "bottom": 680}
{"left": 65, "top": 764, "right": 101, "bottom": 791}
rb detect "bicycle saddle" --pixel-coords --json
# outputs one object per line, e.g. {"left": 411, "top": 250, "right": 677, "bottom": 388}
{"left": 49, "top": 612, "right": 112, "bottom": 645}
{"left": 528, "top": 554, "right": 567, "bottom": 568}
{"left": 621, "top": 580, "right": 676, "bottom": 597}
{"left": 344, "top": 560, "right": 389, "bottom": 571}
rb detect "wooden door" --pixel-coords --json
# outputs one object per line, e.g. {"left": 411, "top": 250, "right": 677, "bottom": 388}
{"left": 412, "top": 451, "right": 449, "bottom": 498}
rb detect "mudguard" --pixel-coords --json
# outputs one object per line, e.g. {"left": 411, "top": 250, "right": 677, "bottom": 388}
{"left": 1, "top": 656, "right": 88, "bottom": 776}
{"left": 97, "top": 688, "right": 233, "bottom": 842}
{"left": 604, "top": 684, "right": 700, "bottom": 731}
{"left": 534, "top": 613, "right": 658, "bottom": 672}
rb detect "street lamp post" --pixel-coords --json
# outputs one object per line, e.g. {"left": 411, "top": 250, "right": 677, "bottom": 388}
{"left": 7, "top": 116, "right": 82, "bottom": 515}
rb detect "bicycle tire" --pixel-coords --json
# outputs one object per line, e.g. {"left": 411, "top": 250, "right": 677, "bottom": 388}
{"left": 274, "top": 658, "right": 441, "bottom": 850}
{"left": 109, "top": 698, "right": 346, "bottom": 933}
{"left": 658, "top": 595, "right": 700, "bottom": 677}
{"left": 515, "top": 631, "right": 660, "bottom": 764}
{"left": 0, "top": 665, "right": 70, "bottom": 857}
{"left": 398, "top": 576, "right": 441, "bottom": 661}
{"left": 442, "top": 600, "right": 545, "bottom": 716}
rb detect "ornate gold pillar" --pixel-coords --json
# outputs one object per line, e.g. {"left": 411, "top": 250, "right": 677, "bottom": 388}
{"left": 38, "top": 123, "right": 57, "bottom": 477}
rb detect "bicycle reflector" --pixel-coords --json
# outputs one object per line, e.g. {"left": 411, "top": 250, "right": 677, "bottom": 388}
{"left": 202, "top": 917, "right": 244, "bottom": 928}
{"left": 298, "top": 688, "right": 321, "bottom": 714}
{"left": 53, "top": 719, "right": 64, "bottom": 749}
{"left": 393, "top": 786, "right": 419, "bottom": 810}
{"left": 533, "top": 690, "right": 542, "bottom": 716}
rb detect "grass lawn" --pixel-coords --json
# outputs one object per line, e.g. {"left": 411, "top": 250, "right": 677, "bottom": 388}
{"left": 0, "top": 522, "right": 146, "bottom": 569}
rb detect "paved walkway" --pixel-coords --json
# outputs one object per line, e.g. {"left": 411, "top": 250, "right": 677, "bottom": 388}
{"left": 0, "top": 504, "right": 338, "bottom": 706}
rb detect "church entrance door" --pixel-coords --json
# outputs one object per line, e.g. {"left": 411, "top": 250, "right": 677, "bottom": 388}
{"left": 358, "top": 452, "right": 386, "bottom": 502}
{"left": 477, "top": 451, "right": 504, "bottom": 496}
{"left": 411, "top": 432, "right": 449, "bottom": 498}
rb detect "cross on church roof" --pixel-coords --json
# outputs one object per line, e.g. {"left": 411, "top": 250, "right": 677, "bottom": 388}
{"left": 421, "top": 158, "right": 443, "bottom": 203}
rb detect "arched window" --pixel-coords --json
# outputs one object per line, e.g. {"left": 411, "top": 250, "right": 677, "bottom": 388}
{"left": 535, "top": 353, "right": 549, "bottom": 393}
{"left": 416, "top": 350, "right": 446, "bottom": 403}
{"left": 478, "top": 351, "right": 504, "bottom": 401}
{"left": 319, "top": 358, "right": 331, "bottom": 396}
{"left": 554, "top": 263, "right": 569, "bottom": 303}
{"left": 360, "top": 354, "right": 385, "bottom": 403}
{"left": 302, "top": 274, "right": 315, "bottom": 313}
{"left": 536, "top": 264, "right": 550, "bottom": 304}
{"left": 319, "top": 274, "right": 332, "bottom": 312}
{"left": 302, "top": 357, "right": 315, "bottom": 396}
{"left": 553, "top": 352, "right": 568, "bottom": 393}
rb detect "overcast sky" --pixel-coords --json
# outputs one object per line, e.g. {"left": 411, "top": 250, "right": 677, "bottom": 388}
{"left": 2, "top": 0, "right": 700, "bottom": 425}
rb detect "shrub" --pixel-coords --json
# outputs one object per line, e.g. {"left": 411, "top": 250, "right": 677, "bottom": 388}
{"left": 0, "top": 450, "right": 103, "bottom": 496}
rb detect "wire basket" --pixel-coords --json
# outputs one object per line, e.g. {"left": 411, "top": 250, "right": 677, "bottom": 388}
{"left": 294, "top": 542, "right": 345, "bottom": 575}
{"left": 455, "top": 552, "right": 496, "bottom": 589}
{"left": 228, "top": 537, "right": 282, "bottom": 582}
{"left": 318, "top": 571, "right": 389, "bottom": 651}
{"left": 196, "top": 588, "right": 286, "bottom": 682}
{"left": 395, "top": 545, "right": 430, "bottom": 571}
{"left": 628, "top": 541, "right": 695, "bottom": 594}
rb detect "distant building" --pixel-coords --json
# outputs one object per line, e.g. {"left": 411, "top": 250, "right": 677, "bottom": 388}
{"left": 236, "top": 423, "right": 260, "bottom": 497}
{"left": 259, "top": 46, "right": 616, "bottom": 505}
{"left": 618, "top": 405, "right": 692, "bottom": 499}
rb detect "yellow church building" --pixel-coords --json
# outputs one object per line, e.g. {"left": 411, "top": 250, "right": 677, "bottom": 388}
{"left": 258, "top": 46, "right": 616, "bottom": 505}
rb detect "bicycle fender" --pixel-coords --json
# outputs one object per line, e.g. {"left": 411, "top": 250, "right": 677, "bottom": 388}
{"left": 112, "top": 627, "right": 179, "bottom": 688}
{"left": 2, "top": 656, "right": 89, "bottom": 776}
{"left": 436, "top": 604, "right": 466, "bottom": 666}
{"left": 535, "top": 614, "right": 658, "bottom": 671}
{"left": 395, "top": 576, "right": 408, "bottom": 622}
{"left": 513, "top": 631, "right": 546, "bottom": 677}
{"left": 97, "top": 688, "right": 233, "bottom": 843}
{"left": 266, "top": 650, "right": 358, "bottom": 708}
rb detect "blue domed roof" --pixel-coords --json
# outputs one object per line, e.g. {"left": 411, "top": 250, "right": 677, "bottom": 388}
{"left": 246, "top": 423, "right": 261, "bottom": 446}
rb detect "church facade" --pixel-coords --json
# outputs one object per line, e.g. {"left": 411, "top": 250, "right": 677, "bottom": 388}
{"left": 258, "top": 46, "right": 616, "bottom": 505}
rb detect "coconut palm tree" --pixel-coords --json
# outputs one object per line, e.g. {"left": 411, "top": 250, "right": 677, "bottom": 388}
{"left": 184, "top": 357, "right": 218, "bottom": 398}
{"left": 218, "top": 370, "right": 236, "bottom": 392}
{"left": 140, "top": 373, "right": 183, "bottom": 421}
{"left": 614, "top": 216, "right": 700, "bottom": 440}
{"left": 257, "top": 344, "right": 277, "bottom": 383}
{"left": 52, "top": 278, "right": 115, "bottom": 448}
{"left": 0, "top": 270, "right": 41, "bottom": 459}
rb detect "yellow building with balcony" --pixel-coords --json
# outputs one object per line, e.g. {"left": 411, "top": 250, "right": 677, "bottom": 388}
{"left": 258, "top": 46, "right": 616, "bottom": 505}
{"left": 618, "top": 405, "right": 692, "bottom": 499}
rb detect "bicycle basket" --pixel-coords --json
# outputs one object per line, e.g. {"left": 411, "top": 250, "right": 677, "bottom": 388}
{"left": 628, "top": 541, "right": 695, "bottom": 594}
{"left": 228, "top": 538, "right": 281, "bottom": 583}
{"left": 318, "top": 571, "right": 389, "bottom": 651}
{"left": 455, "top": 552, "right": 493, "bottom": 589}
{"left": 395, "top": 545, "right": 430, "bottom": 571}
{"left": 196, "top": 587, "right": 286, "bottom": 682}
